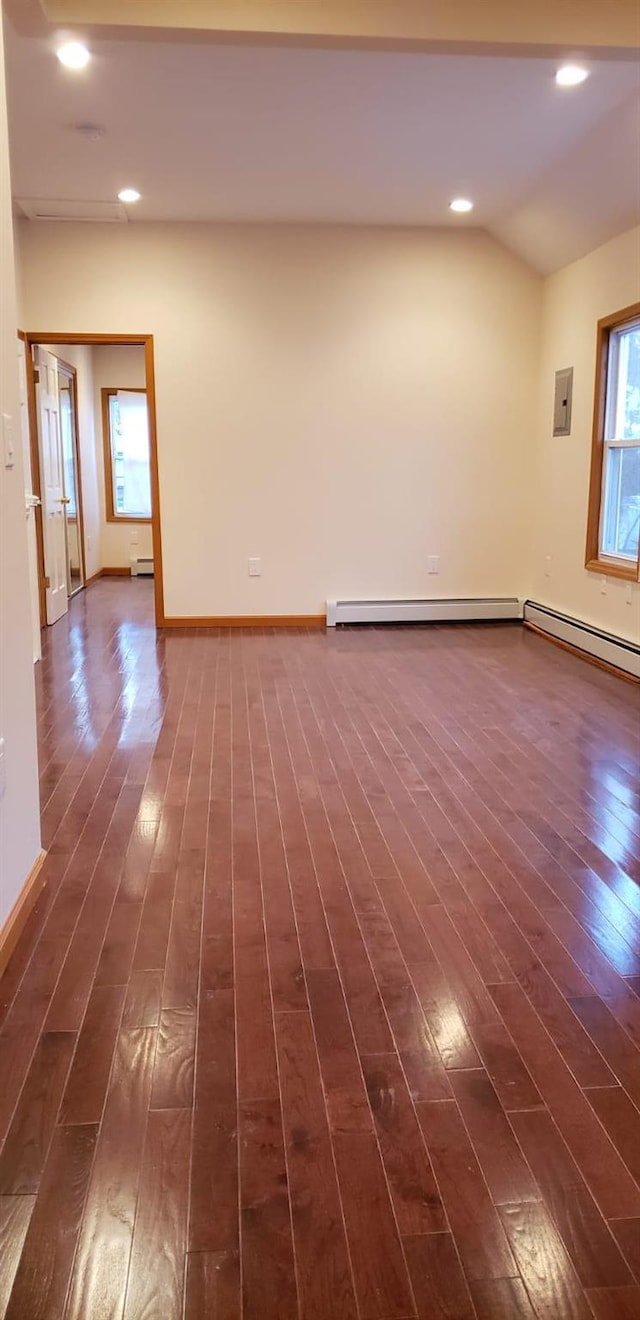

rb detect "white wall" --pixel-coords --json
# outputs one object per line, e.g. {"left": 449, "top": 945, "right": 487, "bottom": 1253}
{"left": 91, "top": 345, "right": 153, "bottom": 569}
{"left": 531, "top": 225, "right": 640, "bottom": 641}
{"left": 17, "top": 221, "right": 541, "bottom": 618}
{"left": 0, "top": 17, "right": 41, "bottom": 926}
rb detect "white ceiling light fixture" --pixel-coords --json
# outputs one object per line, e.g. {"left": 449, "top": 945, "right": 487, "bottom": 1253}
{"left": 449, "top": 197, "right": 474, "bottom": 213}
{"left": 555, "top": 64, "right": 589, "bottom": 88}
{"left": 57, "top": 41, "right": 91, "bottom": 70}
{"left": 118, "top": 188, "right": 141, "bottom": 204}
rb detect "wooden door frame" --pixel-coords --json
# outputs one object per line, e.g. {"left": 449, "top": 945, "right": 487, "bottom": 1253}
{"left": 24, "top": 333, "right": 165, "bottom": 628}
{"left": 19, "top": 332, "right": 46, "bottom": 627}
{"left": 56, "top": 357, "right": 87, "bottom": 595}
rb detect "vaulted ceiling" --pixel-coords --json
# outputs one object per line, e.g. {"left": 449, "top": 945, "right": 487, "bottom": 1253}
{"left": 5, "top": 0, "right": 640, "bottom": 273}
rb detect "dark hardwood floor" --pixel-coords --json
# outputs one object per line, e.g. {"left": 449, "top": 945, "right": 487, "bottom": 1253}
{"left": 1, "top": 578, "right": 639, "bottom": 1319}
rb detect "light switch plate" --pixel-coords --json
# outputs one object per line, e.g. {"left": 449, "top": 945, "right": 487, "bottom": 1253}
{"left": 248, "top": 557, "right": 261, "bottom": 577}
{"left": 2, "top": 413, "right": 15, "bottom": 468}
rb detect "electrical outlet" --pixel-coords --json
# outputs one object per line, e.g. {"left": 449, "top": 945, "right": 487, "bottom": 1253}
{"left": 427, "top": 556, "right": 440, "bottom": 575}
{"left": 248, "top": 557, "right": 261, "bottom": 577}
{"left": 627, "top": 583, "right": 634, "bottom": 605}
{"left": 130, "top": 530, "right": 139, "bottom": 546}
{"left": 600, "top": 575, "right": 607, "bottom": 596}
{"left": 544, "top": 556, "right": 552, "bottom": 578}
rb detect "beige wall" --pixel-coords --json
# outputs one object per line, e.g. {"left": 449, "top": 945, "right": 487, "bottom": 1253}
{"left": 531, "top": 225, "right": 640, "bottom": 642}
{"left": 91, "top": 345, "right": 153, "bottom": 570}
{"left": 0, "top": 19, "right": 41, "bottom": 927}
{"left": 18, "top": 221, "right": 541, "bottom": 618}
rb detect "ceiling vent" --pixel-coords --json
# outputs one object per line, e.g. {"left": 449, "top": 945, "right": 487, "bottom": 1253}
{"left": 16, "top": 198, "right": 128, "bottom": 223}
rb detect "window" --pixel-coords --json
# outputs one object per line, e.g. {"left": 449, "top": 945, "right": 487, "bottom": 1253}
{"left": 586, "top": 304, "right": 640, "bottom": 580}
{"left": 102, "top": 387, "right": 152, "bottom": 521}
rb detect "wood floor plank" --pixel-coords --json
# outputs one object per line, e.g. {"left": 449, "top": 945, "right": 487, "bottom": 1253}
{"left": 584, "top": 1086, "right": 640, "bottom": 1186}
{"left": 332, "top": 1130, "right": 416, "bottom": 1318}
{"left": 499, "top": 1201, "right": 600, "bottom": 1320}
{"left": 63, "top": 1024, "right": 157, "bottom": 1320}
{"left": 94, "top": 899, "right": 142, "bottom": 987}
{"left": 586, "top": 1287, "right": 640, "bottom": 1320}
{"left": 123, "top": 967, "right": 163, "bottom": 1027}
{"left": 122, "top": 1108, "right": 190, "bottom": 1320}
{"left": 509, "top": 1106, "right": 633, "bottom": 1287}
{"left": 378, "top": 980, "right": 452, "bottom": 1103}
{"left": 276, "top": 1009, "right": 358, "bottom": 1320}
{"left": 410, "top": 962, "right": 482, "bottom": 1070}
{"left": 416, "top": 1099, "right": 517, "bottom": 1281}
{"left": 59, "top": 983, "right": 126, "bottom": 1125}
{"left": 403, "top": 1232, "right": 476, "bottom": 1320}
{"left": 163, "top": 887, "right": 202, "bottom": 1012}
{"left": 570, "top": 995, "right": 640, "bottom": 1107}
{"left": 470, "top": 1276, "right": 538, "bottom": 1319}
{"left": 233, "top": 883, "right": 279, "bottom": 1103}
{"left": 490, "top": 980, "right": 640, "bottom": 1218}
{"left": 307, "top": 967, "right": 374, "bottom": 1134}
{"left": 448, "top": 1068, "right": 539, "bottom": 1206}
{"left": 150, "top": 1006, "right": 196, "bottom": 1109}
{"left": 189, "top": 988, "right": 238, "bottom": 1254}
{"left": 184, "top": 1250, "right": 241, "bottom": 1320}
{"left": 239, "top": 1097, "right": 298, "bottom": 1319}
{"left": 0, "top": 1032, "right": 75, "bottom": 1194}
{"left": 611, "top": 1218, "right": 640, "bottom": 1283}
{"left": 469, "top": 1018, "right": 543, "bottom": 1112}
{"left": 4, "top": 1123, "right": 98, "bottom": 1320}
{"left": 361, "top": 1053, "right": 446, "bottom": 1235}
{"left": 0, "top": 1196, "right": 35, "bottom": 1316}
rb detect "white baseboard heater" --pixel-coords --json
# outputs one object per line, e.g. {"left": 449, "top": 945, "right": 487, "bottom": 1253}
{"left": 130, "top": 556, "right": 154, "bottom": 577}
{"left": 326, "top": 597, "right": 523, "bottom": 627}
{"left": 524, "top": 601, "right": 640, "bottom": 679}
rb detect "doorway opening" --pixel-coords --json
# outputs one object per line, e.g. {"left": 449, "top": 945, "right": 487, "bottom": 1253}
{"left": 58, "top": 358, "right": 85, "bottom": 600}
{"left": 22, "top": 333, "right": 164, "bottom": 632}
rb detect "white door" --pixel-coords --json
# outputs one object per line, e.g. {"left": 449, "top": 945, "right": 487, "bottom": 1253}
{"left": 18, "top": 339, "right": 42, "bottom": 660}
{"left": 35, "top": 348, "right": 68, "bottom": 625}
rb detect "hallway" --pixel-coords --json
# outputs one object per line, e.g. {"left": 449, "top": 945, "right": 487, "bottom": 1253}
{"left": 1, "top": 580, "right": 639, "bottom": 1319}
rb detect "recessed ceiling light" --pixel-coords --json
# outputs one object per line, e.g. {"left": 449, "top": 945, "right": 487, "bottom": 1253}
{"left": 118, "top": 188, "right": 141, "bottom": 204}
{"left": 57, "top": 41, "right": 91, "bottom": 70}
{"left": 449, "top": 198, "right": 474, "bottom": 214}
{"left": 556, "top": 64, "right": 589, "bottom": 87}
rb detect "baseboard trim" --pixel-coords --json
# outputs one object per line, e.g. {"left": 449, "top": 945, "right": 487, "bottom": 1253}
{"left": 0, "top": 849, "right": 47, "bottom": 980}
{"left": 524, "top": 610, "right": 640, "bottom": 684}
{"left": 160, "top": 613, "right": 327, "bottom": 630}
{"left": 85, "top": 567, "right": 132, "bottom": 586}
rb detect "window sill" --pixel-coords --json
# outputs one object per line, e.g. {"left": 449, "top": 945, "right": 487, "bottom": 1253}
{"left": 585, "top": 557, "right": 638, "bottom": 583}
{"left": 106, "top": 516, "right": 152, "bottom": 525}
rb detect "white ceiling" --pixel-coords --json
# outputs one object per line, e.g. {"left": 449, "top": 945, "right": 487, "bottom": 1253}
{"left": 5, "top": 18, "right": 640, "bottom": 272}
